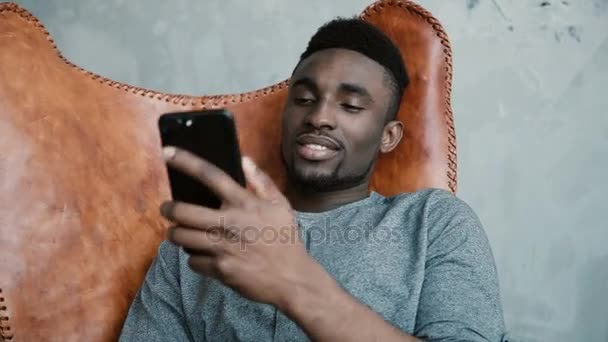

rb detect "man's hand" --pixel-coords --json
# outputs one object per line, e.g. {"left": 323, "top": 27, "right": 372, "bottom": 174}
{"left": 159, "top": 146, "right": 316, "bottom": 308}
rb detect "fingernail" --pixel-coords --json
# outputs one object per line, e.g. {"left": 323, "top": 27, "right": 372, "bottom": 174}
{"left": 163, "top": 146, "right": 176, "bottom": 160}
{"left": 242, "top": 156, "right": 256, "bottom": 172}
{"left": 160, "top": 201, "right": 175, "bottom": 219}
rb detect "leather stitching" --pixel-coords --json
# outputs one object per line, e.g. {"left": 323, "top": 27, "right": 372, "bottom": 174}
{"left": 0, "top": 288, "right": 12, "bottom": 341}
{"left": 0, "top": 0, "right": 457, "bottom": 194}
{"left": 0, "top": 2, "right": 289, "bottom": 110}
{"left": 361, "top": 0, "right": 458, "bottom": 194}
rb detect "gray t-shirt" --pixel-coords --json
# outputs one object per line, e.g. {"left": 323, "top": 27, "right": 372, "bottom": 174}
{"left": 119, "top": 188, "right": 507, "bottom": 341}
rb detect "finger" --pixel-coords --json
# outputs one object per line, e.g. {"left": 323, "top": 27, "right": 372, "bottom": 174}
{"left": 183, "top": 247, "right": 214, "bottom": 257}
{"left": 168, "top": 226, "right": 226, "bottom": 255}
{"left": 161, "top": 200, "right": 223, "bottom": 229}
{"left": 241, "top": 156, "right": 287, "bottom": 204}
{"left": 163, "top": 146, "right": 250, "bottom": 205}
{"left": 187, "top": 254, "right": 220, "bottom": 279}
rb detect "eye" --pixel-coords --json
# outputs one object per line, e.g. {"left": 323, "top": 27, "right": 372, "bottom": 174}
{"left": 341, "top": 103, "right": 364, "bottom": 113}
{"left": 294, "top": 97, "right": 315, "bottom": 106}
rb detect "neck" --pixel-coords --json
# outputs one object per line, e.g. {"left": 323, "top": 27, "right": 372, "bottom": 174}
{"left": 285, "top": 181, "right": 370, "bottom": 213}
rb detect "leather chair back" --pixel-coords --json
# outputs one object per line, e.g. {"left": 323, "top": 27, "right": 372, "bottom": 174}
{"left": 0, "top": 1, "right": 456, "bottom": 340}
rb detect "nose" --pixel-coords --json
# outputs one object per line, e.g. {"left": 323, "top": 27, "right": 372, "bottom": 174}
{"left": 305, "top": 102, "right": 336, "bottom": 130}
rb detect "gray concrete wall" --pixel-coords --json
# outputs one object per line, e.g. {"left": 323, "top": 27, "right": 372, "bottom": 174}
{"left": 12, "top": 0, "right": 608, "bottom": 341}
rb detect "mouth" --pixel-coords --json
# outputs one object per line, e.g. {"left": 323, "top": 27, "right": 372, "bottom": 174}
{"left": 295, "top": 134, "right": 341, "bottom": 161}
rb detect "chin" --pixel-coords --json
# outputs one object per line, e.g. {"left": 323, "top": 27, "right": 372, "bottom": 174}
{"left": 288, "top": 164, "right": 368, "bottom": 193}
{"left": 295, "top": 161, "right": 335, "bottom": 175}
{"left": 286, "top": 162, "right": 335, "bottom": 190}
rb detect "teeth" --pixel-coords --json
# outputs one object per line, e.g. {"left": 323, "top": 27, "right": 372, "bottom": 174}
{"left": 306, "top": 144, "right": 328, "bottom": 151}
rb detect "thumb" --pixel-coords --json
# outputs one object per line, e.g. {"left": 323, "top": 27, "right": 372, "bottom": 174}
{"left": 241, "top": 156, "right": 285, "bottom": 204}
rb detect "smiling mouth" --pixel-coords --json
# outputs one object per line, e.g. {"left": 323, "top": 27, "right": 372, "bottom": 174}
{"left": 294, "top": 133, "right": 342, "bottom": 161}
{"left": 303, "top": 143, "right": 331, "bottom": 151}
{"left": 296, "top": 143, "right": 339, "bottom": 161}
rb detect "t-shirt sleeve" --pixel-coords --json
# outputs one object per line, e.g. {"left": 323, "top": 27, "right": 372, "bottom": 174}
{"left": 413, "top": 190, "right": 508, "bottom": 342}
{"left": 119, "top": 240, "right": 194, "bottom": 342}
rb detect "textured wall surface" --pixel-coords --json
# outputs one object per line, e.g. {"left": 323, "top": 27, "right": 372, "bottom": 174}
{"left": 11, "top": 0, "right": 608, "bottom": 341}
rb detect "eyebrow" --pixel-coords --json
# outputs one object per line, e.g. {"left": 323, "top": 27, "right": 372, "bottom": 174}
{"left": 338, "top": 82, "right": 372, "bottom": 100}
{"left": 291, "top": 77, "right": 373, "bottom": 101}
{"left": 291, "top": 77, "right": 317, "bottom": 91}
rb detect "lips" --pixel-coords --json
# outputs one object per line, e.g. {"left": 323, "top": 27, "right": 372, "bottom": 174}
{"left": 295, "top": 134, "right": 341, "bottom": 161}
{"left": 296, "top": 134, "right": 341, "bottom": 150}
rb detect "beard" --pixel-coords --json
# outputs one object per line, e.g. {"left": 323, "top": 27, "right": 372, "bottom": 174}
{"left": 285, "top": 158, "right": 375, "bottom": 193}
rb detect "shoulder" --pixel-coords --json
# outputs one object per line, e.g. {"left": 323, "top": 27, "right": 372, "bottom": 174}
{"left": 380, "top": 187, "right": 478, "bottom": 220}
{"left": 381, "top": 188, "right": 487, "bottom": 244}
{"left": 422, "top": 188, "right": 482, "bottom": 225}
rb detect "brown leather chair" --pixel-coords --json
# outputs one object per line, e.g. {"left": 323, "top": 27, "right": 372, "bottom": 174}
{"left": 0, "top": 0, "right": 456, "bottom": 340}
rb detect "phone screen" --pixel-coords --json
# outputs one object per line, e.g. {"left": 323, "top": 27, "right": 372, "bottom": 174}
{"left": 158, "top": 109, "right": 245, "bottom": 208}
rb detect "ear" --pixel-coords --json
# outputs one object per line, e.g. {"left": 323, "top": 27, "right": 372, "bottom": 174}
{"left": 379, "top": 120, "right": 404, "bottom": 153}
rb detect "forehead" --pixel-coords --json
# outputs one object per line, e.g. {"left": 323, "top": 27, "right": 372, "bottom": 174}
{"left": 291, "top": 48, "right": 387, "bottom": 90}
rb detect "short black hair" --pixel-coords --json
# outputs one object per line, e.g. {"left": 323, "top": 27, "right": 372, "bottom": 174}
{"left": 294, "top": 17, "right": 409, "bottom": 121}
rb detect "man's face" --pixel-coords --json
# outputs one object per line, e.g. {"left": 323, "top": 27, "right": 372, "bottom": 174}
{"left": 281, "top": 48, "right": 394, "bottom": 192}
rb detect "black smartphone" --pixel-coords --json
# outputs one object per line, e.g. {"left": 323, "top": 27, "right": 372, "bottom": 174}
{"left": 158, "top": 109, "right": 246, "bottom": 208}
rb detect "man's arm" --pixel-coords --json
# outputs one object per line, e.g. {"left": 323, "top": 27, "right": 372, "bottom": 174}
{"left": 275, "top": 256, "right": 422, "bottom": 342}
{"left": 159, "top": 148, "right": 421, "bottom": 342}
{"left": 412, "top": 191, "right": 506, "bottom": 341}
{"left": 275, "top": 191, "right": 506, "bottom": 342}
{"left": 119, "top": 241, "right": 194, "bottom": 342}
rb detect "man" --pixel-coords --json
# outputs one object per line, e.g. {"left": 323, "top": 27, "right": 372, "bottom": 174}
{"left": 120, "top": 18, "right": 507, "bottom": 341}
